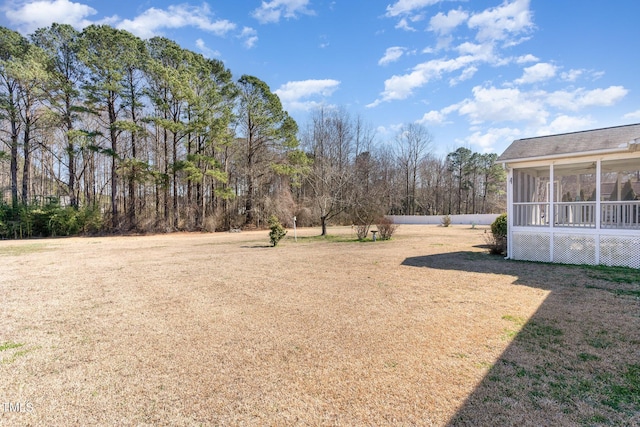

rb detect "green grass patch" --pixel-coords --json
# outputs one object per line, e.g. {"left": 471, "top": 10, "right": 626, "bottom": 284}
{"left": 587, "top": 331, "right": 613, "bottom": 349}
{"left": 294, "top": 234, "right": 362, "bottom": 243}
{"left": 501, "top": 328, "right": 519, "bottom": 340}
{"left": 602, "top": 364, "right": 640, "bottom": 410}
{"left": 583, "top": 414, "right": 608, "bottom": 424}
{"left": 610, "top": 289, "right": 640, "bottom": 298}
{"left": 2, "top": 349, "right": 30, "bottom": 364}
{"left": 519, "top": 320, "right": 563, "bottom": 340}
{"left": 0, "top": 341, "right": 24, "bottom": 352}
{"left": 583, "top": 264, "right": 640, "bottom": 284}
{"left": 0, "top": 341, "right": 35, "bottom": 364}
{"left": 578, "top": 352, "right": 600, "bottom": 362}
{"left": 501, "top": 315, "right": 527, "bottom": 340}
{"left": 502, "top": 314, "right": 526, "bottom": 325}
{"left": 585, "top": 284, "right": 640, "bottom": 299}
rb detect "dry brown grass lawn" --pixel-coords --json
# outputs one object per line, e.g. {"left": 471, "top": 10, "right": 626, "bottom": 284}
{"left": 1, "top": 225, "right": 639, "bottom": 426}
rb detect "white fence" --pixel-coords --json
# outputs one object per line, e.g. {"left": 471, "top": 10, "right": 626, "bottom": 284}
{"left": 387, "top": 214, "right": 500, "bottom": 226}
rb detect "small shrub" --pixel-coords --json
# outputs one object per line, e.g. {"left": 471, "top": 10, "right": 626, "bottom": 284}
{"left": 376, "top": 217, "right": 397, "bottom": 240}
{"left": 442, "top": 214, "right": 451, "bottom": 227}
{"left": 268, "top": 215, "right": 287, "bottom": 247}
{"left": 354, "top": 224, "right": 370, "bottom": 240}
{"left": 486, "top": 213, "right": 507, "bottom": 255}
{"left": 492, "top": 213, "right": 507, "bottom": 238}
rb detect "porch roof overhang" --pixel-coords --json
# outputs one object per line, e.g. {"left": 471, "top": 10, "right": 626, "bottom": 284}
{"left": 498, "top": 123, "right": 640, "bottom": 167}
{"left": 499, "top": 146, "right": 634, "bottom": 168}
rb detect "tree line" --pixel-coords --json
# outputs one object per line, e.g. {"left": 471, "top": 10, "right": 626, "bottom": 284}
{"left": 0, "top": 24, "right": 505, "bottom": 237}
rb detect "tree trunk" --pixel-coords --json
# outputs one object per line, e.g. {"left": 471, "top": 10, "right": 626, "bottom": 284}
{"left": 245, "top": 177, "right": 254, "bottom": 225}
{"left": 10, "top": 134, "right": 18, "bottom": 208}
{"left": 172, "top": 133, "right": 178, "bottom": 229}
{"left": 321, "top": 215, "right": 327, "bottom": 236}
{"left": 128, "top": 171, "right": 135, "bottom": 229}
{"left": 109, "top": 103, "right": 118, "bottom": 229}
{"left": 21, "top": 123, "right": 30, "bottom": 204}
{"left": 195, "top": 181, "right": 201, "bottom": 229}
{"left": 66, "top": 95, "right": 77, "bottom": 208}
{"left": 8, "top": 87, "right": 19, "bottom": 208}
{"left": 128, "top": 97, "right": 137, "bottom": 230}
{"left": 245, "top": 139, "right": 254, "bottom": 226}
{"left": 163, "top": 126, "right": 169, "bottom": 228}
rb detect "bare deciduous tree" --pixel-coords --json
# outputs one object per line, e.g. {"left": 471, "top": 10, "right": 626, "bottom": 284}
{"left": 394, "top": 123, "right": 432, "bottom": 215}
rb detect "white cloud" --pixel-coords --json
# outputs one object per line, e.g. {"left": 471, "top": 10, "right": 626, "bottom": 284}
{"left": 395, "top": 17, "right": 417, "bottom": 31}
{"left": 372, "top": 2, "right": 538, "bottom": 108}
{"left": 465, "top": 127, "right": 522, "bottom": 151}
{"left": 516, "top": 54, "right": 538, "bottom": 63}
{"left": 546, "top": 86, "right": 628, "bottom": 111}
{"left": 318, "top": 34, "right": 329, "bottom": 49}
{"left": 3, "top": 0, "right": 102, "bottom": 33}
{"left": 561, "top": 69, "right": 583, "bottom": 82}
{"left": 386, "top": 0, "right": 443, "bottom": 17}
{"left": 536, "top": 115, "right": 593, "bottom": 136}
{"left": 456, "top": 85, "right": 548, "bottom": 125}
{"left": 429, "top": 8, "right": 469, "bottom": 35}
{"left": 378, "top": 47, "right": 406, "bottom": 66}
{"left": 468, "top": 0, "right": 533, "bottom": 44}
{"left": 3, "top": 1, "right": 244, "bottom": 44}
{"left": 117, "top": 4, "right": 235, "bottom": 39}
{"left": 449, "top": 66, "right": 478, "bottom": 86}
{"left": 575, "top": 86, "right": 628, "bottom": 108}
{"left": 454, "top": 84, "right": 628, "bottom": 128}
{"left": 275, "top": 79, "right": 340, "bottom": 111}
{"left": 455, "top": 41, "right": 497, "bottom": 62}
{"left": 514, "top": 62, "right": 557, "bottom": 85}
{"left": 195, "top": 39, "right": 220, "bottom": 58}
{"left": 252, "top": 0, "right": 314, "bottom": 24}
{"left": 623, "top": 110, "right": 640, "bottom": 120}
{"left": 416, "top": 110, "right": 447, "bottom": 125}
{"left": 450, "top": 84, "right": 627, "bottom": 134}
{"left": 239, "top": 27, "right": 258, "bottom": 49}
{"left": 368, "top": 55, "right": 476, "bottom": 106}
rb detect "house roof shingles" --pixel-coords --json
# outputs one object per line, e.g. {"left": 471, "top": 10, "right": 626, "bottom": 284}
{"left": 498, "top": 123, "right": 640, "bottom": 163}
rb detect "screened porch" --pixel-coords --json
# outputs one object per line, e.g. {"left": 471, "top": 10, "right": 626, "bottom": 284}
{"left": 512, "top": 158, "right": 640, "bottom": 229}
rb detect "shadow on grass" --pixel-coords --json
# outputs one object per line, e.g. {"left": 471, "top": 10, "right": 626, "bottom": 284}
{"left": 402, "top": 252, "right": 640, "bottom": 426}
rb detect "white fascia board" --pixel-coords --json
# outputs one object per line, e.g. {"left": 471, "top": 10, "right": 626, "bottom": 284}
{"left": 496, "top": 145, "right": 630, "bottom": 167}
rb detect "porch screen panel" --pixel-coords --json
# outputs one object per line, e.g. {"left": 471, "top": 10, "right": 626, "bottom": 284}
{"left": 513, "top": 169, "right": 549, "bottom": 226}
{"left": 601, "top": 159, "right": 640, "bottom": 229}
{"left": 553, "top": 162, "right": 597, "bottom": 228}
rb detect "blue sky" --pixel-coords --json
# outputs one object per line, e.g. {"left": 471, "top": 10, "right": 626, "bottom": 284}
{"left": 2, "top": 0, "right": 639, "bottom": 156}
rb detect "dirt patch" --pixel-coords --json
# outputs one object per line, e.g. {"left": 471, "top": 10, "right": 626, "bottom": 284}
{"left": 1, "top": 225, "right": 638, "bottom": 425}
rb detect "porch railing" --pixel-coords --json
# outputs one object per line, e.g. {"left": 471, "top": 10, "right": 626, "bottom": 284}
{"left": 554, "top": 202, "right": 596, "bottom": 228}
{"left": 513, "top": 201, "right": 640, "bottom": 229}
{"left": 601, "top": 201, "right": 640, "bottom": 229}
{"left": 513, "top": 202, "right": 549, "bottom": 226}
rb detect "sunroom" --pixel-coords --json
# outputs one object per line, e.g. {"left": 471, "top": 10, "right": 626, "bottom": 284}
{"left": 498, "top": 124, "right": 640, "bottom": 269}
